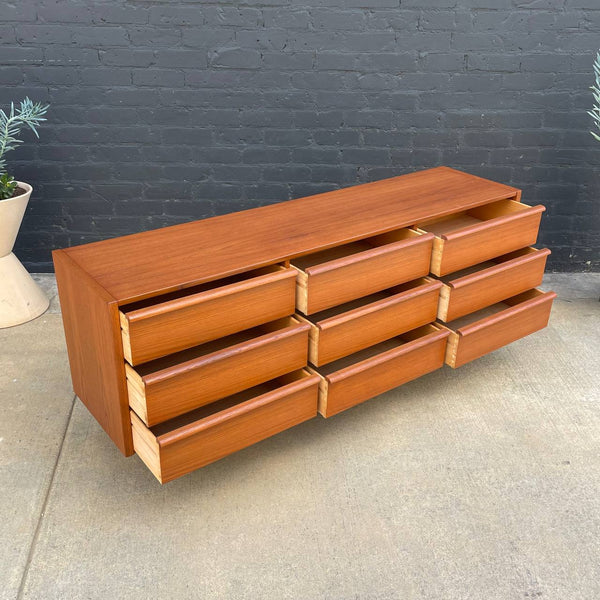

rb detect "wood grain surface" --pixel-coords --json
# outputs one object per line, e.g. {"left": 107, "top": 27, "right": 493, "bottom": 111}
{"left": 291, "top": 229, "right": 434, "bottom": 314}
{"left": 312, "top": 324, "right": 449, "bottom": 417}
{"left": 131, "top": 370, "right": 319, "bottom": 483}
{"left": 418, "top": 199, "right": 544, "bottom": 276}
{"left": 439, "top": 288, "right": 556, "bottom": 368}
{"left": 437, "top": 247, "right": 551, "bottom": 321}
{"left": 53, "top": 249, "right": 134, "bottom": 455}
{"left": 126, "top": 317, "right": 310, "bottom": 426}
{"left": 120, "top": 265, "right": 296, "bottom": 365}
{"left": 53, "top": 167, "right": 546, "bottom": 470}
{"left": 61, "top": 167, "right": 519, "bottom": 304}
{"left": 299, "top": 277, "right": 442, "bottom": 365}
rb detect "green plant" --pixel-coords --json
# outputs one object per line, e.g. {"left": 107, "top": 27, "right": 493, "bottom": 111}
{"left": 0, "top": 97, "right": 49, "bottom": 199}
{"left": 589, "top": 51, "right": 600, "bottom": 141}
{"left": 0, "top": 173, "right": 18, "bottom": 200}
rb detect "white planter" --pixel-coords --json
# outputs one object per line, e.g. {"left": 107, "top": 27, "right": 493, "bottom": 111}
{"left": 0, "top": 182, "right": 49, "bottom": 327}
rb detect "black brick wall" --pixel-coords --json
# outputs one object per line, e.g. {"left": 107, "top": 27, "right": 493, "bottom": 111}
{"left": 2, "top": 0, "right": 599, "bottom": 272}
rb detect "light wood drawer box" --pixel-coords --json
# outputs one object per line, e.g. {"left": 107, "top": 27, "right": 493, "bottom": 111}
{"left": 438, "top": 288, "right": 556, "bottom": 368}
{"left": 416, "top": 199, "right": 545, "bottom": 276}
{"left": 290, "top": 228, "right": 433, "bottom": 314}
{"left": 131, "top": 370, "right": 319, "bottom": 483}
{"left": 311, "top": 324, "right": 449, "bottom": 418}
{"left": 126, "top": 316, "right": 310, "bottom": 426}
{"left": 119, "top": 265, "right": 297, "bottom": 366}
{"left": 298, "top": 277, "right": 442, "bottom": 366}
{"left": 437, "top": 247, "right": 551, "bottom": 322}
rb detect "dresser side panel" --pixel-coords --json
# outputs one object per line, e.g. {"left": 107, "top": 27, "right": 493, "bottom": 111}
{"left": 53, "top": 249, "right": 133, "bottom": 456}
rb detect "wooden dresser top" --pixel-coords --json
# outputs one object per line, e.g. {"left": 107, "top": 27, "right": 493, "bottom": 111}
{"left": 55, "top": 166, "right": 519, "bottom": 303}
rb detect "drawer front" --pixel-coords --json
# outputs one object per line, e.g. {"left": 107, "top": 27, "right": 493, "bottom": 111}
{"left": 304, "top": 279, "right": 442, "bottom": 366}
{"left": 126, "top": 319, "right": 310, "bottom": 426}
{"left": 314, "top": 326, "right": 449, "bottom": 418}
{"left": 440, "top": 289, "right": 556, "bottom": 368}
{"left": 131, "top": 371, "right": 319, "bottom": 483}
{"left": 438, "top": 247, "right": 551, "bottom": 322}
{"left": 120, "top": 266, "right": 297, "bottom": 365}
{"left": 293, "top": 232, "right": 433, "bottom": 314}
{"left": 427, "top": 204, "right": 544, "bottom": 276}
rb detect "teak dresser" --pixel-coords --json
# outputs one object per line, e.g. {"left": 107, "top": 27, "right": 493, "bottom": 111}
{"left": 53, "top": 167, "right": 556, "bottom": 483}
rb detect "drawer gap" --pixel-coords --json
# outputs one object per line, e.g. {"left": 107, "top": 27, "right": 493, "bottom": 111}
{"left": 417, "top": 198, "right": 530, "bottom": 237}
{"left": 132, "top": 368, "right": 319, "bottom": 483}
{"left": 437, "top": 260, "right": 497, "bottom": 283}
{"left": 436, "top": 246, "right": 543, "bottom": 284}
{"left": 437, "top": 288, "right": 556, "bottom": 368}
{"left": 312, "top": 323, "right": 448, "bottom": 417}
{"left": 418, "top": 214, "right": 481, "bottom": 236}
{"left": 308, "top": 277, "right": 432, "bottom": 321}
{"left": 416, "top": 198, "right": 545, "bottom": 277}
{"left": 290, "top": 228, "right": 432, "bottom": 314}
{"left": 434, "top": 247, "right": 550, "bottom": 322}
{"left": 132, "top": 315, "right": 300, "bottom": 375}
{"left": 120, "top": 264, "right": 288, "bottom": 312}
{"left": 443, "top": 288, "right": 546, "bottom": 330}
{"left": 444, "top": 302, "right": 510, "bottom": 330}
{"left": 149, "top": 370, "right": 311, "bottom": 437}
{"left": 315, "top": 324, "right": 440, "bottom": 375}
{"left": 290, "top": 228, "right": 420, "bottom": 271}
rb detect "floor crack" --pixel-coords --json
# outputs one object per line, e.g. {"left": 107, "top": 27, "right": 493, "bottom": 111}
{"left": 16, "top": 394, "right": 77, "bottom": 600}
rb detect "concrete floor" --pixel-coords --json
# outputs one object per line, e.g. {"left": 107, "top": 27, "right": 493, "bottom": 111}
{"left": 1, "top": 273, "right": 598, "bottom": 600}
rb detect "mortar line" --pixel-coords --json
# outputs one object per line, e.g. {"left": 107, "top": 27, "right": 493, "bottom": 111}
{"left": 16, "top": 393, "right": 77, "bottom": 600}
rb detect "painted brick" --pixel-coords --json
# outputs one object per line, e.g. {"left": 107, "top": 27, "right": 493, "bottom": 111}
{"left": 0, "top": 0, "right": 595, "bottom": 272}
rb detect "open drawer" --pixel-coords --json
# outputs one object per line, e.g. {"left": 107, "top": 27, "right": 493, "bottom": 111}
{"left": 437, "top": 247, "right": 551, "bottom": 322}
{"left": 119, "top": 265, "right": 297, "bottom": 365}
{"left": 290, "top": 228, "right": 433, "bottom": 314}
{"left": 131, "top": 370, "right": 319, "bottom": 483}
{"left": 438, "top": 288, "right": 556, "bottom": 368}
{"left": 415, "top": 199, "right": 545, "bottom": 276}
{"left": 310, "top": 324, "right": 449, "bottom": 418}
{"left": 125, "top": 316, "right": 310, "bottom": 426}
{"left": 297, "top": 277, "right": 442, "bottom": 366}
